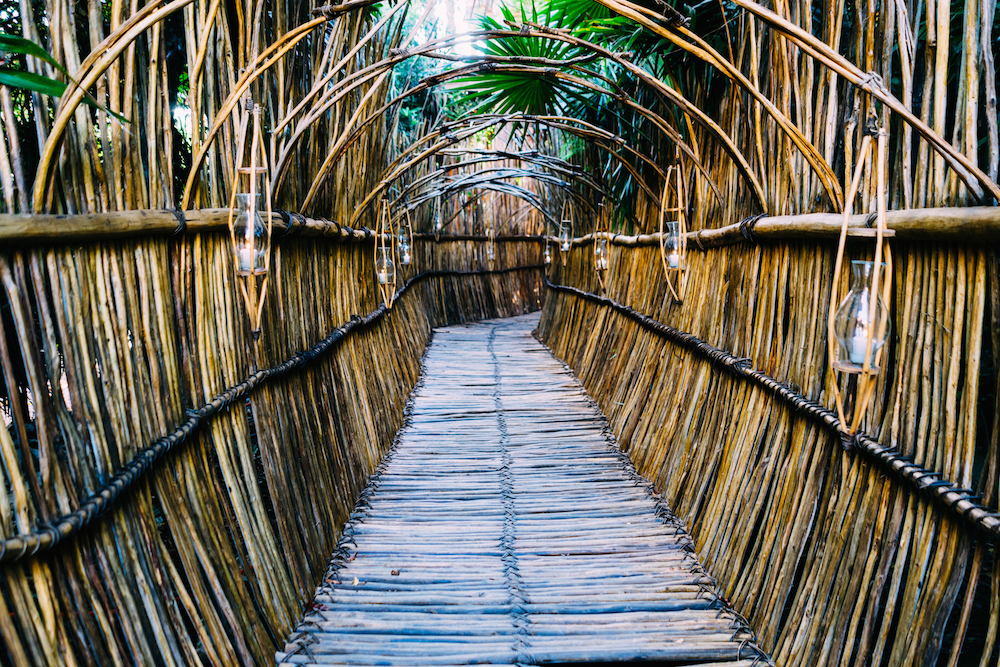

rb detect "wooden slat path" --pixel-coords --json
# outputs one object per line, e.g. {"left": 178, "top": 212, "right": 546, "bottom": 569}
{"left": 277, "top": 313, "right": 769, "bottom": 666}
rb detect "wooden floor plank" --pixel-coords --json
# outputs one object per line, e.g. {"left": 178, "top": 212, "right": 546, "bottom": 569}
{"left": 277, "top": 313, "right": 769, "bottom": 666}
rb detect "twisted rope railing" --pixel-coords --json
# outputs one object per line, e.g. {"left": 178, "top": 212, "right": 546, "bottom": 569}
{"left": 545, "top": 278, "right": 1000, "bottom": 543}
{"left": 0, "top": 265, "right": 543, "bottom": 563}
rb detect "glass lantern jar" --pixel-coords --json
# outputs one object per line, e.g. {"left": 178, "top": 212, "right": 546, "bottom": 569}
{"left": 375, "top": 247, "right": 395, "bottom": 285}
{"left": 544, "top": 244, "right": 551, "bottom": 265}
{"left": 559, "top": 225, "right": 571, "bottom": 252}
{"left": 664, "top": 220, "right": 683, "bottom": 270}
{"left": 233, "top": 193, "right": 267, "bottom": 275}
{"left": 833, "top": 260, "right": 890, "bottom": 372}
{"left": 398, "top": 229, "right": 411, "bottom": 265}
{"left": 594, "top": 236, "right": 608, "bottom": 271}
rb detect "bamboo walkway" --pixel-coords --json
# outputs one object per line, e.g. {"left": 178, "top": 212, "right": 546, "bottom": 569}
{"left": 277, "top": 313, "right": 767, "bottom": 666}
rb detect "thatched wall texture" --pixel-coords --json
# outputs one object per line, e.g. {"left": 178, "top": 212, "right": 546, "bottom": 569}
{"left": 0, "top": 231, "right": 542, "bottom": 666}
{"left": 538, "top": 239, "right": 999, "bottom": 666}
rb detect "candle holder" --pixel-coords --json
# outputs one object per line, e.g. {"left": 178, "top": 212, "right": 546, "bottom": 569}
{"left": 226, "top": 99, "right": 273, "bottom": 340}
{"left": 827, "top": 114, "right": 893, "bottom": 445}
{"left": 658, "top": 155, "right": 686, "bottom": 303}
{"left": 233, "top": 193, "right": 267, "bottom": 275}
{"left": 398, "top": 210, "right": 412, "bottom": 267}
{"left": 374, "top": 198, "right": 397, "bottom": 308}
{"left": 594, "top": 199, "right": 610, "bottom": 292}
{"left": 560, "top": 199, "right": 574, "bottom": 265}
{"left": 832, "top": 260, "right": 890, "bottom": 373}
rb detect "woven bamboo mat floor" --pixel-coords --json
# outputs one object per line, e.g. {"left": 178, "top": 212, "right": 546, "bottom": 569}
{"left": 277, "top": 313, "right": 769, "bottom": 666}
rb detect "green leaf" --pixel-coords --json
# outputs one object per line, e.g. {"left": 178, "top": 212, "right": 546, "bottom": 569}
{"left": 0, "top": 33, "right": 129, "bottom": 124}
{"left": 0, "top": 33, "right": 69, "bottom": 77}
{"left": 0, "top": 69, "right": 67, "bottom": 98}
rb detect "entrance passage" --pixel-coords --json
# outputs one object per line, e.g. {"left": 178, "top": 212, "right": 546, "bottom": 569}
{"left": 277, "top": 314, "right": 765, "bottom": 666}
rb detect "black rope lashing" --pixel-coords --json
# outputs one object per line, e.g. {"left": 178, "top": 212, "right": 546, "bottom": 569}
{"left": 739, "top": 214, "right": 765, "bottom": 244}
{"left": 170, "top": 209, "right": 186, "bottom": 236}
{"left": 488, "top": 322, "right": 534, "bottom": 667}
{"left": 693, "top": 229, "right": 707, "bottom": 252}
{"left": 0, "top": 264, "right": 544, "bottom": 564}
{"left": 544, "top": 278, "right": 1000, "bottom": 544}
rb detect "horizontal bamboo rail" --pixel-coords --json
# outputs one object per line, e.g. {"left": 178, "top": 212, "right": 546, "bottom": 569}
{"left": 0, "top": 264, "right": 544, "bottom": 564}
{"left": 0, "top": 208, "right": 387, "bottom": 244}
{"left": 412, "top": 232, "right": 546, "bottom": 242}
{"left": 544, "top": 278, "right": 1000, "bottom": 543}
{"left": 554, "top": 206, "right": 1000, "bottom": 248}
{"left": 2, "top": 206, "right": 997, "bottom": 246}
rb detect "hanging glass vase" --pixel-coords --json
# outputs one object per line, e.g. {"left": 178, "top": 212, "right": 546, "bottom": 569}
{"left": 398, "top": 229, "right": 412, "bottom": 265}
{"left": 594, "top": 236, "right": 608, "bottom": 271}
{"left": 233, "top": 193, "right": 267, "bottom": 276}
{"left": 375, "top": 247, "right": 395, "bottom": 285}
{"left": 664, "top": 221, "right": 683, "bottom": 270}
{"left": 833, "top": 260, "right": 890, "bottom": 372}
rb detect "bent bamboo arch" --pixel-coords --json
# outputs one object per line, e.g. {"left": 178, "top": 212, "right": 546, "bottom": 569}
{"left": 31, "top": 0, "right": 997, "bottom": 213}
{"left": 390, "top": 151, "right": 603, "bottom": 214}
{"left": 398, "top": 177, "right": 563, "bottom": 231}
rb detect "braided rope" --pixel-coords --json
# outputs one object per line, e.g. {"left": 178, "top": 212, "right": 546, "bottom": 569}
{"left": 0, "top": 264, "right": 544, "bottom": 563}
{"left": 488, "top": 323, "right": 534, "bottom": 666}
{"left": 545, "top": 278, "right": 1000, "bottom": 544}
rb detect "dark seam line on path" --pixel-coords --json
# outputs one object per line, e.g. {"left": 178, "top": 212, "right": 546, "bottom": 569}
{"left": 488, "top": 322, "right": 534, "bottom": 667}
{"left": 0, "top": 265, "right": 543, "bottom": 563}
{"left": 544, "top": 278, "right": 1000, "bottom": 544}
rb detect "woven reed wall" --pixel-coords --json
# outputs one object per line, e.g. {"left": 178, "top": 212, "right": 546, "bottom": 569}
{"left": 0, "top": 230, "right": 542, "bottom": 666}
{"left": 538, "top": 240, "right": 998, "bottom": 666}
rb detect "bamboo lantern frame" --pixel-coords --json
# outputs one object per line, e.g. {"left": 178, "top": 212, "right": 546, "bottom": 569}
{"left": 375, "top": 197, "right": 398, "bottom": 308}
{"left": 398, "top": 209, "right": 414, "bottom": 272}
{"left": 560, "top": 199, "right": 573, "bottom": 266}
{"left": 827, "top": 115, "right": 893, "bottom": 442}
{"left": 594, "top": 199, "right": 609, "bottom": 292}
{"left": 485, "top": 206, "right": 497, "bottom": 267}
{"left": 226, "top": 100, "right": 274, "bottom": 341}
{"left": 658, "top": 155, "right": 686, "bottom": 303}
{"left": 433, "top": 196, "right": 443, "bottom": 241}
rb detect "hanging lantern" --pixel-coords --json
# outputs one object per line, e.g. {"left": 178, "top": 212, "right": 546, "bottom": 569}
{"left": 658, "top": 155, "right": 687, "bottom": 304}
{"left": 398, "top": 225, "right": 412, "bottom": 266}
{"left": 544, "top": 244, "right": 552, "bottom": 265}
{"left": 434, "top": 196, "right": 443, "bottom": 239}
{"left": 233, "top": 193, "right": 267, "bottom": 275}
{"left": 559, "top": 225, "right": 571, "bottom": 252}
{"left": 826, "top": 111, "right": 893, "bottom": 446}
{"left": 833, "top": 261, "right": 890, "bottom": 371}
{"left": 227, "top": 99, "right": 273, "bottom": 340}
{"left": 594, "top": 199, "right": 610, "bottom": 291}
{"left": 374, "top": 198, "right": 397, "bottom": 307}
{"left": 594, "top": 235, "right": 608, "bottom": 271}
{"left": 560, "top": 199, "right": 574, "bottom": 265}
{"left": 485, "top": 221, "right": 496, "bottom": 265}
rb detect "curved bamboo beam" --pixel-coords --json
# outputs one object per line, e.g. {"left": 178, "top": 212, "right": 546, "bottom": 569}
{"left": 31, "top": 0, "right": 199, "bottom": 212}
{"left": 177, "top": 15, "right": 331, "bottom": 210}
{"left": 401, "top": 179, "right": 561, "bottom": 230}
{"left": 323, "top": 60, "right": 763, "bottom": 213}
{"left": 391, "top": 153, "right": 601, "bottom": 212}
{"left": 597, "top": 0, "right": 1000, "bottom": 204}
{"left": 553, "top": 11, "right": 845, "bottom": 209}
